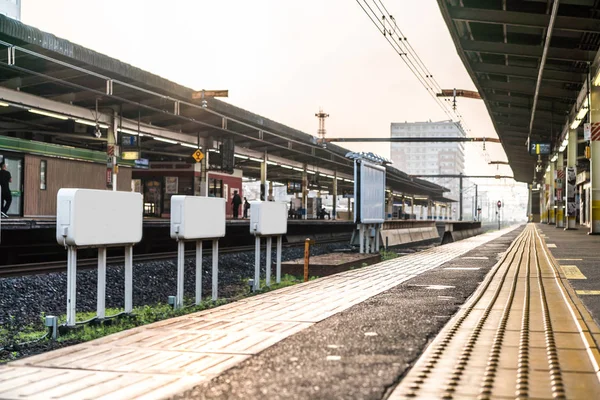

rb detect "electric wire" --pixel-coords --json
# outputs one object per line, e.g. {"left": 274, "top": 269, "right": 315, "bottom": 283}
{"left": 357, "top": 0, "right": 495, "bottom": 165}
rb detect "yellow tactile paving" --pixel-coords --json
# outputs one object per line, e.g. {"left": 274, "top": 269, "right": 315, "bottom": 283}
{"left": 0, "top": 226, "right": 518, "bottom": 400}
{"left": 390, "top": 224, "right": 600, "bottom": 400}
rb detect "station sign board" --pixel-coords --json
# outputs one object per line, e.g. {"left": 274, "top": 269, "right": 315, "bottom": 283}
{"left": 529, "top": 142, "right": 551, "bottom": 156}
{"left": 287, "top": 181, "right": 302, "bottom": 194}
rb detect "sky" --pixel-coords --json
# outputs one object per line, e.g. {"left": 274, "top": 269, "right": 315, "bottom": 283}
{"left": 20, "top": 0, "right": 527, "bottom": 218}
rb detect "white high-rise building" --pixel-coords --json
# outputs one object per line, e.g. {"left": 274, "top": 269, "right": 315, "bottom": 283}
{"left": 391, "top": 120, "right": 466, "bottom": 220}
{"left": 0, "top": 0, "right": 21, "bottom": 20}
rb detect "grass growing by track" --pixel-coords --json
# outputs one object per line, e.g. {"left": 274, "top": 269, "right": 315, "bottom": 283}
{"left": 0, "top": 274, "right": 306, "bottom": 364}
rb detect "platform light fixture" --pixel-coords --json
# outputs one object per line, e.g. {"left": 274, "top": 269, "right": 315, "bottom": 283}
{"left": 29, "top": 108, "right": 69, "bottom": 120}
{"left": 154, "top": 137, "right": 178, "bottom": 144}
{"left": 180, "top": 143, "right": 199, "bottom": 149}
{"left": 249, "top": 157, "right": 264, "bottom": 162}
{"left": 280, "top": 164, "right": 293, "bottom": 169}
{"left": 208, "top": 148, "right": 219, "bottom": 153}
{"left": 0, "top": 101, "right": 9, "bottom": 107}
{"left": 550, "top": 154, "right": 558, "bottom": 162}
{"left": 306, "top": 170, "right": 316, "bottom": 174}
{"left": 292, "top": 167, "right": 304, "bottom": 172}
{"left": 234, "top": 154, "right": 249, "bottom": 160}
{"left": 570, "top": 98, "right": 589, "bottom": 129}
{"left": 118, "top": 127, "right": 140, "bottom": 136}
{"left": 266, "top": 160, "right": 278, "bottom": 166}
{"left": 77, "top": 119, "right": 110, "bottom": 129}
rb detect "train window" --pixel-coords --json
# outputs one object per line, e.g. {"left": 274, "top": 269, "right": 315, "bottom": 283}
{"left": 40, "top": 160, "right": 47, "bottom": 190}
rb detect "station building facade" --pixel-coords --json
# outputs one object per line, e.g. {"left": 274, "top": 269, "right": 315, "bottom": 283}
{"left": 0, "top": 0, "right": 20, "bottom": 20}
{"left": 391, "top": 120, "right": 465, "bottom": 220}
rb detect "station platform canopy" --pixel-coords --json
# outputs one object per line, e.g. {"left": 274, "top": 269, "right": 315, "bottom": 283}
{"left": 0, "top": 15, "right": 448, "bottom": 199}
{"left": 438, "top": 0, "right": 600, "bottom": 183}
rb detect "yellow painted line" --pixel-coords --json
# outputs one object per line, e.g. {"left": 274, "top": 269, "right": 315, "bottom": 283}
{"left": 561, "top": 265, "right": 587, "bottom": 280}
{"left": 547, "top": 243, "right": 557, "bottom": 248}
{"left": 557, "top": 258, "right": 584, "bottom": 261}
{"left": 576, "top": 290, "right": 600, "bottom": 295}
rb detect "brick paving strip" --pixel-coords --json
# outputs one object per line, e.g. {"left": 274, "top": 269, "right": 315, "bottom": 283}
{"left": 0, "top": 226, "right": 519, "bottom": 400}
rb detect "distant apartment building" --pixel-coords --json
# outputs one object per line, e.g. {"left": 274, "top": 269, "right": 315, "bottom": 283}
{"left": 390, "top": 120, "right": 466, "bottom": 220}
{"left": 0, "top": 0, "right": 20, "bottom": 20}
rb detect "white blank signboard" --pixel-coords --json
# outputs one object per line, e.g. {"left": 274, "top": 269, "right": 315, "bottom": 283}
{"left": 170, "top": 196, "right": 226, "bottom": 240}
{"left": 249, "top": 201, "right": 287, "bottom": 235}
{"left": 355, "top": 160, "right": 386, "bottom": 224}
{"left": 56, "top": 189, "right": 143, "bottom": 247}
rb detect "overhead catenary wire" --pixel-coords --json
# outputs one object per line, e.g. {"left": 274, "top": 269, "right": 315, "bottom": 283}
{"left": 356, "top": 0, "right": 495, "bottom": 165}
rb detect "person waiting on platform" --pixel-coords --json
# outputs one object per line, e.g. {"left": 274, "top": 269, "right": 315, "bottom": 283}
{"left": 243, "top": 197, "right": 250, "bottom": 219}
{"left": 231, "top": 190, "right": 242, "bottom": 219}
{"left": 0, "top": 163, "right": 11, "bottom": 218}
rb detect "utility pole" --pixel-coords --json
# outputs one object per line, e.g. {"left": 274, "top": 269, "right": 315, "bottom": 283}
{"left": 474, "top": 184, "right": 478, "bottom": 221}
{"left": 459, "top": 173, "right": 463, "bottom": 221}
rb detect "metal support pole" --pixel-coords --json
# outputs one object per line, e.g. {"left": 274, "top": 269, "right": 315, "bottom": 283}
{"left": 265, "top": 236, "right": 272, "bottom": 287}
{"left": 97, "top": 247, "right": 107, "bottom": 319}
{"left": 260, "top": 155, "right": 267, "bottom": 201}
{"left": 591, "top": 81, "right": 600, "bottom": 233}
{"left": 566, "top": 128, "right": 578, "bottom": 229}
{"left": 365, "top": 225, "right": 371, "bottom": 253}
{"left": 302, "top": 166, "right": 308, "bottom": 220}
{"left": 459, "top": 173, "right": 463, "bottom": 221}
{"left": 212, "top": 239, "right": 218, "bottom": 300}
{"left": 333, "top": 171, "right": 338, "bottom": 219}
{"left": 474, "top": 184, "right": 478, "bottom": 221}
{"left": 254, "top": 236, "right": 260, "bottom": 291}
{"left": 195, "top": 240, "right": 202, "bottom": 305}
{"left": 124, "top": 245, "right": 133, "bottom": 313}
{"left": 176, "top": 240, "right": 185, "bottom": 308}
{"left": 303, "top": 238, "right": 311, "bottom": 282}
{"left": 276, "top": 235, "right": 282, "bottom": 284}
{"left": 556, "top": 152, "right": 565, "bottom": 228}
{"left": 375, "top": 225, "right": 380, "bottom": 252}
{"left": 66, "top": 247, "right": 77, "bottom": 327}
{"left": 359, "top": 224, "right": 364, "bottom": 254}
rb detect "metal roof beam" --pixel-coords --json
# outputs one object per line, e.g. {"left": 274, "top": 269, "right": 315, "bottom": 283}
{"left": 480, "top": 79, "right": 578, "bottom": 99}
{"left": 449, "top": 6, "right": 600, "bottom": 33}
{"left": 483, "top": 93, "right": 571, "bottom": 111}
{"left": 461, "top": 39, "right": 596, "bottom": 62}
{"left": 472, "top": 62, "right": 585, "bottom": 83}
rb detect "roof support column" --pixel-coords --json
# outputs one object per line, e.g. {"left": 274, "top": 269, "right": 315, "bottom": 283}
{"left": 199, "top": 150, "right": 209, "bottom": 197}
{"left": 107, "top": 112, "right": 118, "bottom": 191}
{"left": 427, "top": 198, "right": 432, "bottom": 220}
{"left": 302, "top": 165, "right": 308, "bottom": 220}
{"left": 260, "top": 152, "right": 267, "bottom": 201}
{"left": 590, "top": 83, "right": 600, "bottom": 233}
{"left": 566, "top": 129, "right": 578, "bottom": 229}
{"left": 420, "top": 202, "right": 424, "bottom": 220}
{"left": 549, "top": 163, "right": 556, "bottom": 224}
{"left": 555, "top": 152, "right": 565, "bottom": 228}
{"left": 386, "top": 191, "right": 393, "bottom": 220}
{"left": 332, "top": 171, "right": 338, "bottom": 220}
{"left": 410, "top": 197, "right": 414, "bottom": 219}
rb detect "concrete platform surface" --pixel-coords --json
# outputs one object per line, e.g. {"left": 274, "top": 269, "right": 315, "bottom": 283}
{"left": 0, "top": 225, "right": 520, "bottom": 400}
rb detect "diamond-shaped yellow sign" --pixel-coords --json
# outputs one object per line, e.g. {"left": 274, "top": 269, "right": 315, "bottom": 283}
{"left": 192, "top": 149, "right": 204, "bottom": 163}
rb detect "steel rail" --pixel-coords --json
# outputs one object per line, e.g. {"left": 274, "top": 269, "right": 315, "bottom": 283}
{"left": 0, "top": 237, "right": 349, "bottom": 278}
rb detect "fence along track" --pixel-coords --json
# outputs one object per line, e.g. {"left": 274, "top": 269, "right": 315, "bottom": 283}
{"left": 391, "top": 224, "right": 600, "bottom": 399}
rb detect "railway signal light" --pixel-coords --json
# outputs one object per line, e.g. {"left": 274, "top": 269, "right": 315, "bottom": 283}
{"left": 497, "top": 201, "right": 502, "bottom": 209}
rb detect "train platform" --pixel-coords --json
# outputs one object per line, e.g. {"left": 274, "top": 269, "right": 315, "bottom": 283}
{"left": 0, "top": 225, "right": 518, "bottom": 399}
{"left": 4, "top": 223, "right": 591, "bottom": 399}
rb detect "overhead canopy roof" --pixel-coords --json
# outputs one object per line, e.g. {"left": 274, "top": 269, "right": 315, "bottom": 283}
{"left": 438, "top": 0, "right": 600, "bottom": 183}
{"left": 0, "top": 14, "right": 448, "bottom": 198}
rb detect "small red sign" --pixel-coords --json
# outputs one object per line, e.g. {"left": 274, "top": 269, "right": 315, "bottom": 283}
{"left": 106, "top": 168, "right": 113, "bottom": 187}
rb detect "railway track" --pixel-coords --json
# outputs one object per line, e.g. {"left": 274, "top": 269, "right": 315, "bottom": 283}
{"left": 0, "top": 237, "right": 348, "bottom": 278}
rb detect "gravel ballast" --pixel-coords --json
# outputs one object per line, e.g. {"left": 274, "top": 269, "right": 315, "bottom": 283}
{"left": 0, "top": 242, "right": 354, "bottom": 330}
